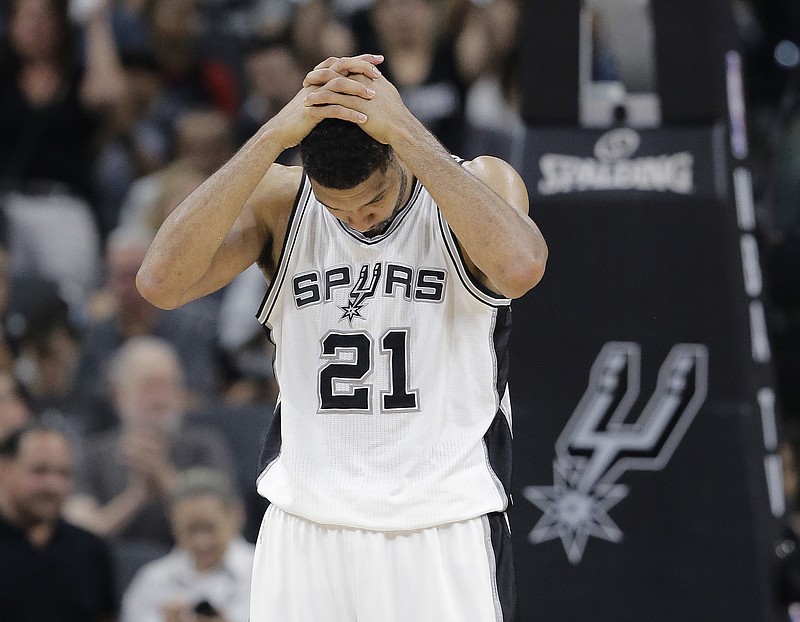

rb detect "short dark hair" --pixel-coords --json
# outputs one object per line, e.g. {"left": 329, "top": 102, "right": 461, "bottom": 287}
{"left": 300, "top": 119, "right": 393, "bottom": 189}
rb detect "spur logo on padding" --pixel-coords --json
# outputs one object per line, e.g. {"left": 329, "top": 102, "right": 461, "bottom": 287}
{"left": 523, "top": 342, "right": 708, "bottom": 564}
{"left": 292, "top": 262, "right": 447, "bottom": 324}
{"left": 538, "top": 128, "right": 695, "bottom": 195}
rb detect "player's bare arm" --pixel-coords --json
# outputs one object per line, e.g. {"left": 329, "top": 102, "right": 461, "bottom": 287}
{"left": 303, "top": 62, "right": 548, "bottom": 299}
{"left": 137, "top": 55, "right": 385, "bottom": 309}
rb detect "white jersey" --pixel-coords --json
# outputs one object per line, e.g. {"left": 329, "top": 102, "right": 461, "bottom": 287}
{"left": 255, "top": 172, "right": 514, "bottom": 530}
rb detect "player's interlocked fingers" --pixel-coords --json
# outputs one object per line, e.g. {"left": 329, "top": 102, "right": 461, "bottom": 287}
{"left": 302, "top": 54, "right": 384, "bottom": 88}
{"left": 302, "top": 54, "right": 385, "bottom": 124}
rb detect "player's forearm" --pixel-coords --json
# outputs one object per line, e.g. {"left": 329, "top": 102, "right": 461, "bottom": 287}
{"left": 137, "top": 126, "right": 284, "bottom": 309}
{"left": 389, "top": 118, "right": 547, "bottom": 298}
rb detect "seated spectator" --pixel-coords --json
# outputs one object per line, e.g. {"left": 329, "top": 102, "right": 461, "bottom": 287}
{"left": 291, "top": 0, "right": 358, "bottom": 67}
{"left": 235, "top": 36, "right": 305, "bottom": 165}
{"left": 454, "top": 1, "right": 528, "bottom": 163}
{"left": 117, "top": 108, "right": 235, "bottom": 234}
{"left": 93, "top": 50, "right": 171, "bottom": 237}
{"left": 76, "top": 225, "right": 221, "bottom": 415}
{"left": 0, "top": 371, "right": 32, "bottom": 441}
{"left": 66, "top": 336, "right": 235, "bottom": 548}
{"left": 147, "top": 0, "right": 240, "bottom": 119}
{"left": 216, "top": 263, "right": 277, "bottom": 407}
{"left": 456, "top": 0, "right": 522, "bottom": 133}
{"left": 0, "top": 423, "right": 118, "bottom": 622}
{"left": 348, "top": 0, "right": 469, "bottom": 154}
{"left": 14, "top": 295, "right": 90, "bottom": 431}
{"left": 120, "top": 467, "right": 255, "bottom": 622}
{"left": 121, "top": 160, "right": 206, "bottom": 236}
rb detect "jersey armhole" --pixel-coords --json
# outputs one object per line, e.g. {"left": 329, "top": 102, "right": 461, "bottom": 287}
{"left": 256, "top": 173, "right": 312, "bottom": 325}
{"left": 438, "top": 155, "right": 511, "bottom": 306}
{"left": 436, "top": 209, "right": 511, "bottom": 307}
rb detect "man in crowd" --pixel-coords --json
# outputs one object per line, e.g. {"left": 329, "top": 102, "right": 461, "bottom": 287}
{"left": 0, "top": 423, "right": 117, "bottom": 621}
{"left": 66, "top": 336, "right": 235, "bottom": 548}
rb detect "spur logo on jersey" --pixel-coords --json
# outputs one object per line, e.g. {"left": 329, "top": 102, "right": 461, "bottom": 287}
{"left": 523, "top": 342, "right": 708, "bottom": 564}
{"left": 340, "top": 264, "right": 382, "bottom": 323}
{"left": 292, "top": 262, "right": 447, "bottom": 324}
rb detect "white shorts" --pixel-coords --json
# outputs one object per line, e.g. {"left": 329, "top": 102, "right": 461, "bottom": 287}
{"left": 250, "top": 505, "right": 516, "bottom": 622}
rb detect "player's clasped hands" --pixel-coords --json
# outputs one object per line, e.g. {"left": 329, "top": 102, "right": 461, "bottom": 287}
{"left": 268, "top": 53, "right": 404, "bottom": 149}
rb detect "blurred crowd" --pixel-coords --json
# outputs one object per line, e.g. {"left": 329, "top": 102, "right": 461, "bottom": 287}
{"left": 2, "top": 0, "right": 800, "bottom": 619}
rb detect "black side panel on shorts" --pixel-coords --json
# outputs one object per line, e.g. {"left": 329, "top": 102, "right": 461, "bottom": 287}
{"left": 489, "top": 512, "right": 518, "bottom": 622}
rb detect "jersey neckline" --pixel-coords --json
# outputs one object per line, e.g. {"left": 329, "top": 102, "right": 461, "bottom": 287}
{"left": 328, "top": 177, "right": 421, "bottom": 245}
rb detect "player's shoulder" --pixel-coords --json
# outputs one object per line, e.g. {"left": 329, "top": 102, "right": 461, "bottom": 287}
{"left": 254, "top": 164, "right": 304, "bottom": 209}
{"left": 249, "top": 164, "right": 305, "bottom": 229}
{"left": 462, "top": 155, "right": 520, "bottom": 181}
{"left": 462, "top": 155, "right": 528, "bottom": 209}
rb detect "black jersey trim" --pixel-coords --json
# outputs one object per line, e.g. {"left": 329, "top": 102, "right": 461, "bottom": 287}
{"left": 436, "top": 209, "right": 511, "bottom": 307}
{"left": 441, "top": 155, "right": 510, "bottom": 304}
{"left": 484, "top": 304, "right": 512, "bottom": 505}
{"left": 255, "top": 400, "right": 282, "bottom": 497}
{"left": 493, "top": 305, "right": 512, "bottom": 399}
{"left": 256, "top": 174, "right": 312, "bottom": 325}
{"left": 332, "top": 177, "right": 422, "bottom": 245}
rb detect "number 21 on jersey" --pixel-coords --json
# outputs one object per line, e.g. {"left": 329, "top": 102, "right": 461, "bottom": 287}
{"left": 318, "top": 328, "right": 419, "bottom": 413}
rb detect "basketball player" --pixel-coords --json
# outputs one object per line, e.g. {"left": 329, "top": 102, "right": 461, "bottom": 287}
{"left": 137, "top": 53, "right": 548, "bottom": 622}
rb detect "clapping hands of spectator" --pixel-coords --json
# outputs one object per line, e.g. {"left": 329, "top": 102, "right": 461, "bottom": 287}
{"left": 121, "top": 426, "right": 178, "bottom": 498}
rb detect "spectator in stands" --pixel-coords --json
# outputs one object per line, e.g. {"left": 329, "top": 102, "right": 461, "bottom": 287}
{"left": 354, "top": 0, "right": 469, "bottom": 154}
{"left": 236, "top": 36, "right": 306, "bottom": 164}
{"left": 456, "top": 0, "right": 520, "bottom": 127}
{"left": 453, "top": 0, "right": 527, "bottom": 163}
{"left": 93, "top": 50, "right": 171, "bottom": 237}
{"left": 0, "top": 0, "right": 116, "bottom": 302}
{"left": 76, "top": 226, "right": 220, "bottom": 416}
{"left": 0, "top": 423, "right": 118, "bottom": 621}
{"left": 0, "top": 371, "right": 32, "bottom": 442}
{"left": 66, "top": 336, "right": 235, "bottom": 548}
{"left": 14, "top": 295, "right": 89, "bottom": 428}
{"left": 120, "top": 467, "right": 255, "bottom": 622}
{"left": 147, "top": 0, "right": 240, "bottom": 119}
{"left": 291, "top": 0, "right": 358, "bottom": 68}
{"left": 118, "top": 108, "right": 235, "bottom": 233}
{"left": 144, "top": 162, "right": 207, "bottom": 233}
{"left": 0, "top": 0, "right": 125, "bottom": 202}
{"left": 215, "top": 263, "right": 277, "bottom": 407}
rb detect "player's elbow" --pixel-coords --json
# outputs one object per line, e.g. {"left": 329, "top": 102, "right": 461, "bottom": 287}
{"left": 500, "top": 247, "right": 548, "bottom": 299}
{"left": 135, "top": 268, "right": 183, "bottom": 310}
